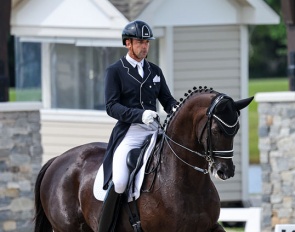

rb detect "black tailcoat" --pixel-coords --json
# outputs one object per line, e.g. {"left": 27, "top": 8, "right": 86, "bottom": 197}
{"left": 103, "top": 56, "right": 177, "bottom": 189}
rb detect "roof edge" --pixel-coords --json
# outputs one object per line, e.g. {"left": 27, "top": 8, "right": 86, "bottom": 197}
{"left": 137, "top": 0, "right": 279, "bottom": 27}
{"left": 10, "top": 0, "right": 129, "bottom": 39}
{"left": 240, "top": 0, "right": 280, "bottom": 25}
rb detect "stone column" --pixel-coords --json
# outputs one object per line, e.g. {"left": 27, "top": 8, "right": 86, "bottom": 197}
{"left": 256, "top": 92, "right": 295, "bottom": 232}
{"left": 0, "top": 102, "right": 42, "bottom": 232}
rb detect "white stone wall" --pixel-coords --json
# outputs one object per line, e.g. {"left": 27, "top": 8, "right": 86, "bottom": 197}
{"left": 256, "top": 92, "right": 295, "bottom": 232}
{"left": 0, "top": 102, "right": 42, "bottom": 232}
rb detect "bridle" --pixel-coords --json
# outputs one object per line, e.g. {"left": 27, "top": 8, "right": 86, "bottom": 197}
{"left": 159, "top": 93, "right": 239, "bottom": 174}
{"left": 200, "top": 94, "right": 238, "bottom": 159}
{"left": 163, "top": 134, "right": 210, "bottom": 174}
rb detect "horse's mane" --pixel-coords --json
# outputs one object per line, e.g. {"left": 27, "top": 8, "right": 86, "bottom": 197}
{"left": 162, "top": 86, "right": 218, "bottom": 130}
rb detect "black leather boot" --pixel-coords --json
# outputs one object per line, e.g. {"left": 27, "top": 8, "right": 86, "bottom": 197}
{"left": 98, "top": 182, "right": 122, "bottom": 232}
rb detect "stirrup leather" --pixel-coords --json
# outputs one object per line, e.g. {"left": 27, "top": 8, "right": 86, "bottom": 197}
{"left": 98, "top": 182, "right": 122, "bottom": 232}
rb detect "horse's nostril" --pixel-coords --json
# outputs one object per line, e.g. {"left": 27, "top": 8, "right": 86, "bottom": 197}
{"left": 217, "top": 170, "right": 226, "bottom": 179}
{"left": 217, "top": 166, "right": 235, "bottom": 180}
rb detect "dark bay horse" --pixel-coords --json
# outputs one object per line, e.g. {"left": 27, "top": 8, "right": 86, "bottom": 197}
{"left": 34, "top": 87, "right": 253, "bottom": 232}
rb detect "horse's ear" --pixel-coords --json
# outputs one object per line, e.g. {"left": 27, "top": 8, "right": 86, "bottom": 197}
{"left": 234, "top": 96, "right": 254, "bottom": 111}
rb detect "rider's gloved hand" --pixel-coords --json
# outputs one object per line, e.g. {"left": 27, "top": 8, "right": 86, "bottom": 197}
{"left": 142, "top": 110, "right": 158, "bottom": 125}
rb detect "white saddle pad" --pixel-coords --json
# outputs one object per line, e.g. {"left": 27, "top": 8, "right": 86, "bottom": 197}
{"left": 93, "top": 131, "right": 158, "bottom": 202}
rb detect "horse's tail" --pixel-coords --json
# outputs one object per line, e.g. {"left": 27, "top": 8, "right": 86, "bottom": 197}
{"left": 33, "top": 157, "right": 57, "bottom": 232}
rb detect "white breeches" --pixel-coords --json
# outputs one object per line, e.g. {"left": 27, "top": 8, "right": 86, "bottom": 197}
{"left": 112, "top": 122, "right": 158, "bottom": 193}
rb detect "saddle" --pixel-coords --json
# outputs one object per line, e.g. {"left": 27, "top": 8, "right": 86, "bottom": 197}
{"left": 126, "top": 134, "right": 154, "bottom": 193}
{"left": 125, "top": 134, "right": 154, "bottom": 232}
{"left": 98, "top": 133, "right": 161, "bottom": 232}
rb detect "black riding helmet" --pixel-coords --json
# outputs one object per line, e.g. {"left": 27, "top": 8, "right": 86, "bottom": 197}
{"left": 122, "top": 20, "right": 155, "bottom": 45}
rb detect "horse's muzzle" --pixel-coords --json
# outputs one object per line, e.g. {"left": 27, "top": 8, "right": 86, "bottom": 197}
{"left": 211, "top": 162, "right": 235, "bottom": 180}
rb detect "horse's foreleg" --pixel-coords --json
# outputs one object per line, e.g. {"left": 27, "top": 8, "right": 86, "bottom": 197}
{"left": 211, "top": 222, "right": 226, "bottom": 232}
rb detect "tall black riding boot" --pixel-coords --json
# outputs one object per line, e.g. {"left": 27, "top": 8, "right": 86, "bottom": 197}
{"left": 98, "top": 182, "right": 122, "bottom": 232}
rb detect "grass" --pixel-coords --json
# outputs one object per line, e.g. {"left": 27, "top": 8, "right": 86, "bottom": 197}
{"left": 224, "top": 228, "right": 244, "bottom": 232}
{"left": 9, "top": 88, "right": 16, "bottom": 101}
{"left": 9, "top": 88, "right": 41, "bottom": 102}
{"left": 248, "top": 77, "right": 289, "bottom": 163}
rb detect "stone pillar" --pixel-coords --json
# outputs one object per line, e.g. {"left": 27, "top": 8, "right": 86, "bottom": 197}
{"left": 256, "top": 92, "right": 295, "bottom": 232}
{"left": 0, "top": 102, "right": 42, "bottom": 232}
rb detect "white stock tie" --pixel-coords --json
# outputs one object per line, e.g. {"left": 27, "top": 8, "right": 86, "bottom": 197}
{"left": 137, "top": 63, "right": 144, "bottom": 78}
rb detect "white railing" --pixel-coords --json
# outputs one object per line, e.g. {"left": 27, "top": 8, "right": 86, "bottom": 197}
{"left": 219, "top": 207, "right": 261, "bottom": 232}
{"left": 275, "top": 224, "right": 295, "bottom": 232}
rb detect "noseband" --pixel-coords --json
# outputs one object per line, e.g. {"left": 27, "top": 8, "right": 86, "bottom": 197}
{"left": 160, "top": 93, "right": 239, "bottom": 174}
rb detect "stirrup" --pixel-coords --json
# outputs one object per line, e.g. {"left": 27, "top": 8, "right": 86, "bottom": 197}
{"left": 125, "top": 195, "right": 143, "bottom": 232}
{"left": 98, "top": 182, "right": 122, "bottom": 232}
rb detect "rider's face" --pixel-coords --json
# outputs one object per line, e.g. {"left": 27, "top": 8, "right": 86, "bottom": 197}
{"left": 126, "top": 39, "right": 150, "bottom": 61}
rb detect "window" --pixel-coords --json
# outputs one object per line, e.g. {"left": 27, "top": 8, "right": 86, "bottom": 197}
{"left": 50, "top": 42, "right": 159, "bottom": 110}
{"left": 50, "top": 44, "right": 126, "bottom": 110}
{"left": 14, "top": 39, "right": 42, "bottom": 101}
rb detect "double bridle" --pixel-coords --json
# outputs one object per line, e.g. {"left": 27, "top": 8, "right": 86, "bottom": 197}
{"left": 160, "top": 94, "right": 239, "bottom": 174}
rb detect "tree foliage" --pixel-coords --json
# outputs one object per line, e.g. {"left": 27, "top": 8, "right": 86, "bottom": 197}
{"left": 249, "top": 0, "right": 287, "bottom": 78}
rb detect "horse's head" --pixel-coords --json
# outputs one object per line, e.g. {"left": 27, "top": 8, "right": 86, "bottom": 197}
{"left": 163, "top": 87, "right": 253, "bottom": 181}
{"left": 198, "top": 93, "right": 254, "bottom": 180}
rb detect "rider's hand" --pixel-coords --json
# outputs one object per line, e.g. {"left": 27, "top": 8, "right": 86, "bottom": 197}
{"left": 142, "top": 110, "right": 158, "bottom": 125}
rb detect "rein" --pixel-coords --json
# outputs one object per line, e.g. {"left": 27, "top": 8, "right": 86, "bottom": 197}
{"left": 163, "top": 134, "right": 210, "bottom": 174}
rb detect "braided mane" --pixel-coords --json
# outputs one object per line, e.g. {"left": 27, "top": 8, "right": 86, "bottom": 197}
{"left": 162, "top": 86, "right": 217, "bottom": 130}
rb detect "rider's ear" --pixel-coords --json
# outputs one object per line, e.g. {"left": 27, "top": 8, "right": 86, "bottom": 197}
{"left": 235, "top": 96, "right": 254, "bottom": 111}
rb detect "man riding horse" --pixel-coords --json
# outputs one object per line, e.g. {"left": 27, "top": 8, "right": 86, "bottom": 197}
{"left": 100, "top": 20, "right": 177, "bottom": 231}
{"left": 33, "top": 20, "right": 254, "bottom": 232}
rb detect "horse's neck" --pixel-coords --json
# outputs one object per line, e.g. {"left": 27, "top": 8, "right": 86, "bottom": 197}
{"left": 159, "top": 132, "right": 209, "bottom": 191}
{"left": 156, "top": 93, "right": 211, "bottom": 190}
